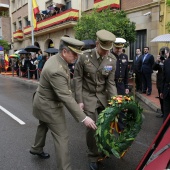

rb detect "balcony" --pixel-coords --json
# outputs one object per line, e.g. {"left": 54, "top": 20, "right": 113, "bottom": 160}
{"left": 94, "top": 0, "right": 120, "bottom": 11}
{"left": 23, "top": 9, "right": 79, "bottom": 37}
{"left": 13, "top": 30, "right": 24, "bottom": 41}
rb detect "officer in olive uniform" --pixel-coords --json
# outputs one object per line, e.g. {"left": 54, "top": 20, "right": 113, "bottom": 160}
{"left": 73, "top": 30, "right": 117, "bottom": 170}
{"left": 30, "top": 36, "right": 97, "bottom": 170}
{"left": 111, "top": 38, "right": 129, "bottom": 95}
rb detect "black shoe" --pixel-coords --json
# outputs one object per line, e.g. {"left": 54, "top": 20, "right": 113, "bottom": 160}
{"left": 89, "top": 162, "right": 98, "bottom": 170}
{"left": 156, "top": 114, "right": 163, "bottom": 118}
{"left": 30, "top": 151, "right": 50, "bottom": 159}
{"left": 147, "top": 93, "right": 151, "bottom": 96}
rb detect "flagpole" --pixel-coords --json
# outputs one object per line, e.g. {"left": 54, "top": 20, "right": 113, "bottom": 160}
{"left": 29, "top": 0, "right": 34, "bottom": 45}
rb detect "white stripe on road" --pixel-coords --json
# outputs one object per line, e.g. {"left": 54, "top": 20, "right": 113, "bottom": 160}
{"left": 0, "top": 105, "right": 25, "bottom": 125}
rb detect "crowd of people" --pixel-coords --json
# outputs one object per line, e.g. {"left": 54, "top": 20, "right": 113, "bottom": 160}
{"left": 132, "top": 46, "right": 170, "bottom": 122}
{"left": 36, "top": 1, "right": 67, "bottom": 22}
{"left": 13, "top": 50, "right": 48, "bottom": 79}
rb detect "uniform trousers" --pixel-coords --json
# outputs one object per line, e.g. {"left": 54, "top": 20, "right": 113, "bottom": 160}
{"left": 115, "top": 81, "right": 125, "bottom": 95}
{"left": 30, "top": 120, "right": 72, "bottom": 170}
{"left": 163, "top": 93, "right": 170, "bottom": 122}
{"left": 85, "top": 100, "right": 104, "bottom": 162}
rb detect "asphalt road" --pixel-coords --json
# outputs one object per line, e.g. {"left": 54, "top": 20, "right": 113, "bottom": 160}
{"left": 0, "top": 75, "right": 163, "bottom": 170}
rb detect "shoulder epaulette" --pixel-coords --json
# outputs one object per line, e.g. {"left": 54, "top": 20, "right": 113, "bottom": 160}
{"left": 82, "top": 49, "right": 92, "bottom": 54}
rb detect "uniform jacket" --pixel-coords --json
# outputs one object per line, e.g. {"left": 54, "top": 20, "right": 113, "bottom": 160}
{"left": 112, "top": 52, "right": 129, "bottom": 88}
{"left": 73, "top": 49, "right": 117, "bottom": 113}
{"left": 161, "top": 57, "right": 170, "bottom": 98}
{"left": 32, "top": 53, "right": 86, "bottom": 124}
{"left": 141, "top": 53, "right": 154, "bottom": 74}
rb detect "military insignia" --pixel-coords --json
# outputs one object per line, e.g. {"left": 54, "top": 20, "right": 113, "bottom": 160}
{"left": 90, "top": 54, "right": 93, "bottom": 58}
{"left": 122, "top": 59, "right": 127, "bottom": 63}
{"left": 84, "top": 59, "right": 90, "bottom": 64}
{"left": 104, "top": 66, "right": 112, "bottom": 71}
{"left": 87, "top": 73, "right": 90, "bottom": 77}
{"left": 86, "top": 55, "right": 88, "bottom": 58}
{"left": 110, "top": 58, "right": 112, "bottom": 62}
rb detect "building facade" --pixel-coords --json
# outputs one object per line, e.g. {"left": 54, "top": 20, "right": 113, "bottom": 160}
{"left": 10, "top": 0, "right": 169, "bottom": 59}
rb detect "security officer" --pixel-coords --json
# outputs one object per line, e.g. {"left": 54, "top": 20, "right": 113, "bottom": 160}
{"left": 111, "top": 38, "right": 129, "bottom": 95}
{"left": 160, "top": 47, "right": 170, "bottom": 122}
{"left": 73, "top": 29, "right": 117, "bottom": 170}
{"left": 30, "top": 36, "right": 97, "bottom": 170}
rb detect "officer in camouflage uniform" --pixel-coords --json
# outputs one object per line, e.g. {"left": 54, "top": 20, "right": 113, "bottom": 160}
{"left": 111, "top": 38, "right": 129, "bottom": 95}
{"left": 73, "top": 30, "right": 117, "bottom": 170}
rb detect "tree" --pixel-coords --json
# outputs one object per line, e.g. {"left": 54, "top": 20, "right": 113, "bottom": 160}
{"left": 74, "top": 9, "right": 136, "bottom": 45}
{"left": 0, "top": 39, "right": 10, "bottom": 52}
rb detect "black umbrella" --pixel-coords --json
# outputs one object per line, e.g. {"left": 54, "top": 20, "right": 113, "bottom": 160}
{"left": 25, "top": 45, "right": 40, "bottom": 52}
{"left": 18, "top": 49, "right": 30, "bottom": 54}
{"left": 82, "top": 39, "right": 96, "bottom": 49}
{"left": 44, "top": 48, "right": 59, "bottom": 54}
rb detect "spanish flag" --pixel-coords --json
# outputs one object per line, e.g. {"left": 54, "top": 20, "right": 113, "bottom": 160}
{"left": 32, "top": 0, "right": 40, "bottom": 30}
{"left": 4, "top": 54, "right": 9, "bottom": 71}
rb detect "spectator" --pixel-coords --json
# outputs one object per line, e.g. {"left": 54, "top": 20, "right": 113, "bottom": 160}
{"left": 141, "top": 47, "right": 154, "bottom": 96}
{"left": 160, "top": 47, "right": 170, "bottom": 122}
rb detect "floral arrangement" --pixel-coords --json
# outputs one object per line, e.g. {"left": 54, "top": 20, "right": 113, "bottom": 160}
{"left": 95, "top": 95, "right": 143, "bottom": 158}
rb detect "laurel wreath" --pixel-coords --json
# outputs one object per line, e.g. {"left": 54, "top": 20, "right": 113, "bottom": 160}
{"left": 95, "top": 95, "right": 143, "bottom": 159}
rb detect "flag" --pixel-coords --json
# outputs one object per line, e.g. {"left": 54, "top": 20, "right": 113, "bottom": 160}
{"left": 4, "top": 54, "right": 9, "bottom": 71}
{"left": 32, "top": 0, "right": 40, "bottom": 30}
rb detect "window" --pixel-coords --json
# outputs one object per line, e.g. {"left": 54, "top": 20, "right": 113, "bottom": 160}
{"left": 65, "top": 0, "right": 71, "bottom": 10}
{"left": 18, "top": 19, "right": 22, "bottom": 30}
{"left": 13, "top": 22, "right": 17, "bottom": 32}
{"left": 129, "top": 29, "right": 146, "bottom": 61}
{"left": 24, "top": 17, "right": 30, "bottom": 27}
{"left": 82, "top": 0, "right": 93, "bottom": 11}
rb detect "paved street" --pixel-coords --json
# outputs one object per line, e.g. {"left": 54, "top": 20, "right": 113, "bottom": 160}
{"left": 0, "top": 75, "right": 163, "bottom": 170}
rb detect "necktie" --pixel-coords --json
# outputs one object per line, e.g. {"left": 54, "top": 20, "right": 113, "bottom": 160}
{"left": 98, "top": 57, "right": 103, "bottom": 65}
{"left": 143, "top": 54, "right": 147, "bottom": 62}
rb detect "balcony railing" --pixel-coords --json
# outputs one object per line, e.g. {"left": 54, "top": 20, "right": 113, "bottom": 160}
{"left": 13, "top": 30, "right": 24, "bottom": 41}
{"left": 94, "top": 0, "right": 120, "bottom": 11}
{"left": 23, "top": 9, "right": 79, "bottom": 35}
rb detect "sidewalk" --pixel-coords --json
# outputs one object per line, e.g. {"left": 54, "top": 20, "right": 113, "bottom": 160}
{"left": 0, "top": 72, "right": 160, "bottom": 112}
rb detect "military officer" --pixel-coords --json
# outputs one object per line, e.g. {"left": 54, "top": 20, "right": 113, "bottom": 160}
{"left": 30, "top": 36, "right": 97, "bottom": 170}
{"left": 73, "top": 29, "right": 117, "bottom": 170}
{"left": 111, "top": 38, "right": 129, "bottom": 95}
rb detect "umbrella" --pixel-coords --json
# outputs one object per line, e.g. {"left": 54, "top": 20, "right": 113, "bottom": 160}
{"left": 151, "top": 34, "right": 170, "bottom": 43}
{"left": 8, "top": 54, "right": 19, "bottom": 58}
{"left": 82, "top": 39, "right": 96, "bottom": 49}
{"left": 18, "top": 49, "right": 30, "bottom": 54}
{"left": 25, "top": 45, "right": 40, "bottom": 52}
{"left": 44, "top": 48, "right": 59, "bottom": 54}
{"left": 14, "top": 50, "right": 22, "bottom": 54}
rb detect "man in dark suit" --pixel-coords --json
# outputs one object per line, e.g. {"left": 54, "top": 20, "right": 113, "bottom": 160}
{"left": 133, "top": 48, "right": 143, "bottom": 92}
{"left": 141, "top": 47, "right": 154, "bottom": 95}
{"left": 30, "top": 36, "right": 97, "bottom": 170}
{"left": 160, "top": 47, "right": 170, "bottom": 122}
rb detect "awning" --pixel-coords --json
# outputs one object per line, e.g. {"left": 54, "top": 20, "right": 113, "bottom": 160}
{"left": 0, "top": 3, "right": 9, "bottom": 11}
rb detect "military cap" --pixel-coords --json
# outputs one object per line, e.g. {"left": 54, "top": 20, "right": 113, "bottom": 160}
{"left": 113, "top": 37, "right": 126, "bottom": 48}
{"left": 96, "top": 30, "right": 116, "bottom": 50}
{"left": 61, "top": 36, "right": 85, "bottom": 55}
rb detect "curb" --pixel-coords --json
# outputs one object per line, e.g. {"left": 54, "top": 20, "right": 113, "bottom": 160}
{"left": 0, "top": 74, "right": 39, "bottom": 85}
{"left": 136, "top": 92, "right": 160, "bottom": 113}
